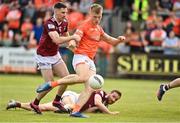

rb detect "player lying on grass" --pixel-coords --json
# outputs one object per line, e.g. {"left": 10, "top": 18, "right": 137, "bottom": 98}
{"left": 6, "top": 90, "right": 121, "bottom": 115}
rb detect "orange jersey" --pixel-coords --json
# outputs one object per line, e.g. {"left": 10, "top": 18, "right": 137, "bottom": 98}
{"left": 74, "top": 19, "right": 105, "bottom": 59}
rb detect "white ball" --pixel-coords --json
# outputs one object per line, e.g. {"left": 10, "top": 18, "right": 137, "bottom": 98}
{"left": 88, "top": 74, "right": 104, "bottom": 89}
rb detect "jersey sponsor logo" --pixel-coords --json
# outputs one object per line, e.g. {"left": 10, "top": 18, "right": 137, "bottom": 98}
{"left": 63, "top": 27, "right": 66, "bottom": 31}
{"left": 87, "top": 28, "right": 101, "bottom": 41}
{"left": 59, "top": 27, "right": 62, "bottom": 32}
{"left": 48, "top": 24, "right": 55, "bottom": 29}
{"left": 90, "top": 28, "right": 98, "bottom": 31}
{"left": 90, "top": 28, "right": 94, "bottom": 31}
{"left": 90, "top": 35, "right": 100, "bottom": 41}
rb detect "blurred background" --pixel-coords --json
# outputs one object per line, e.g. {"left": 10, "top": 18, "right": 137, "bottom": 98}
{"left": 0, "top": 0, "right": 180, "bottom": 79}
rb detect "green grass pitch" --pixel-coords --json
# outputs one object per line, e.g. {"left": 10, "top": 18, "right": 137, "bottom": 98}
{"left": 0, "top": 74, "right": 180, "bottom": 123}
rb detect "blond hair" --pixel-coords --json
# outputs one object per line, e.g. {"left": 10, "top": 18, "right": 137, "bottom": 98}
{"left": 90, "top": 3, "right": 103, "bottom": 14}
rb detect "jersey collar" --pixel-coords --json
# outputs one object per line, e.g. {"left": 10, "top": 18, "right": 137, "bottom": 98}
{"left": 53, "top": 15, "right": 62, "bottom": 26}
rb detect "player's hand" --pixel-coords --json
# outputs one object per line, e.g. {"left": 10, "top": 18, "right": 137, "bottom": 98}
{"left": 110, "top": 111, "right": 119, "bottom": 115}
{"left": 67, "top": 40, "right": 76, "bottom": 51}
{"left": 117, "top": 36, "right": 126, "bottom": 41}
{"left": 72, "top": 34, "right": 81, "bottom": 42}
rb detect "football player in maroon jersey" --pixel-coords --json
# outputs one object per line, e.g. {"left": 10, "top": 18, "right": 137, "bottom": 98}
{"left": 7, "top": 90, "right": 121, "bottom": 115}
{"left": 30, "top": 2, "right": 80, "bottom": 114}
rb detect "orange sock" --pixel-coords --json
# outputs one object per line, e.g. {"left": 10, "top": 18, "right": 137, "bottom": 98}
{"left": 51, "top": 81, "right": 58, "bottom": 87}
{"left": 72, "top": 104, "right": 80, "bottom": 112}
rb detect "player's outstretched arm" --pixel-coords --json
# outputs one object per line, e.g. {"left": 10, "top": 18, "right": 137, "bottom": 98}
{"left": 48, "top": 31, "right": 81, "bottom": 44}
{"left": 101, "top": 33, "right": 126, "bottom": 46}
{"left": 94, "top": 94, "right": 119, "bottom": 115}
{"left": 62, "top": 32, "right": 77, "bottom": 51}
{"left": 84, "top": 107, "right": 99, "bottom": 113}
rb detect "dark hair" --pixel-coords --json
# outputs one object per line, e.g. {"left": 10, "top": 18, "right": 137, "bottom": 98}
{"left": 54, "top": 2, "right": 67, "bottom": 9}
{"left": 111, "top": 90, "right": 122, "bottom": 97}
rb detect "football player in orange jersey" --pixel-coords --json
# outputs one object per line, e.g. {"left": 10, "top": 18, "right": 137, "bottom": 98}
{"left": 36, "top": 3, "right": 126, "bottom": 118}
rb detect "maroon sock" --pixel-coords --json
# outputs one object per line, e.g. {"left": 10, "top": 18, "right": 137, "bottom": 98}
{"left": 54, "top": 95, "right": 61, "bottom": 102}
{"left": 17, "top": 102, "right": 21, "bottom": 108}
{"left": 33, "top": 98, "right": 40, "bottom": 105}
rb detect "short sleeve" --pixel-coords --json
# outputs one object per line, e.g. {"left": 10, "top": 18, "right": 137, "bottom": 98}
{"left": 44, "top": 21, "right": 56, "bottom": 33}
{"left": 96, "top": 90, "right": 104, "bottom": 97}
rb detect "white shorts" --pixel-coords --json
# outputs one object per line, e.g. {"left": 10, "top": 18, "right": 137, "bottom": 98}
{"left": 62, "top": 91, "right": 80, "bottom": 104}
{"left": 35, "top": 52, "right": 63, "bottom": 70}
{"left": 72, "top": 54, "right": 96, "bottom": 72}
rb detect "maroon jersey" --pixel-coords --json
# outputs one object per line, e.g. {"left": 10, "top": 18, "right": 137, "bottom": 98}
{"left": 80, "top": 90, "right": 108, "bottom": 112}
{"left": 37, "top": 17, "right": 68, "bottom": 56}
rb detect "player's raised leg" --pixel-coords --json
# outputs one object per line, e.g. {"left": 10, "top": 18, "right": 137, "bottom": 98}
{"left": 38, "top": 61, "right": 95, "bottom": 118}
{"left": 36, "top": 74, "right": 82, "bottom": 93}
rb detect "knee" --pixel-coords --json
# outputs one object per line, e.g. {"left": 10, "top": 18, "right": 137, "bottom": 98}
{"left": 86, "top": 86, "right": 94, "bottom": 92}
{"left": 78, "top": 76, "right": 89, "bottom": 83}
